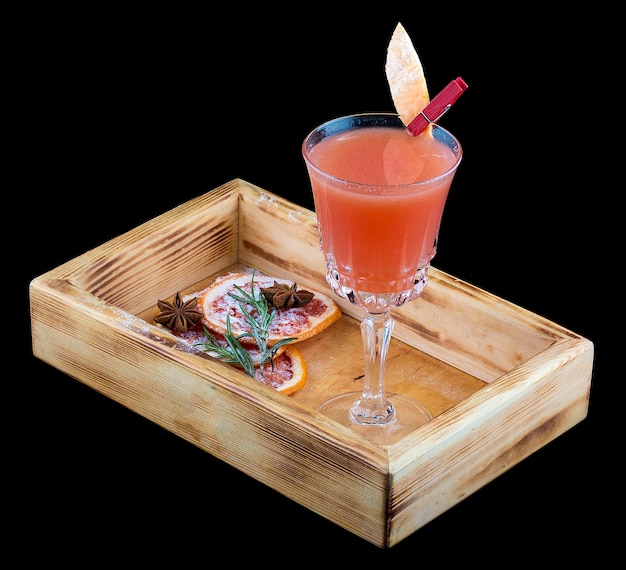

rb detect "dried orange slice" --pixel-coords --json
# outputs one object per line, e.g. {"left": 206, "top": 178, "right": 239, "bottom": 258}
{"left": 197, "top": 272, "right": 341, "bottom": 346}
{"left": 253, "top": 344, "right": 308, "bottom": 395}
{"left": 385, "top": 22, "right": 430, "bottom": 127}
{"left": 167, "top": 321, "right": 307, "bottom": 394}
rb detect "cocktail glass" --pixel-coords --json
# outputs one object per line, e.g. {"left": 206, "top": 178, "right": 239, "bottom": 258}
{"left": 302, "top": 113, "right": 463, "bottom": 444}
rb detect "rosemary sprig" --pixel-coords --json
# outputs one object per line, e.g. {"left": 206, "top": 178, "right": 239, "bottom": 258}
{"left": 201, "top": 319, "right": 255, "bottom": 374}
{"left": 198, "top": 271, "right": 297, "bottom": 378}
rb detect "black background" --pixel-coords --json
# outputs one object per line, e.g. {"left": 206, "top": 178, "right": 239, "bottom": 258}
{"left": 17, "top": 7, "right": 606, "bottom": 564}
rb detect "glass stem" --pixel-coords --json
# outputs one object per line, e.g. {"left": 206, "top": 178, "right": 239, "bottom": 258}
{"left": 350, "top": 312, "right": 395, "bottom": 425}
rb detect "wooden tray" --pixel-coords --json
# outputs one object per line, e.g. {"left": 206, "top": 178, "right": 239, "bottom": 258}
{"left": 29, "top": 178, "right": 594, "bottom": 548}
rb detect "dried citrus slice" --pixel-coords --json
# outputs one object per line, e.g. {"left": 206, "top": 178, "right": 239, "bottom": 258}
{"left": 385, "top": 22, "right": 430, "bottom": 127}
{"left": 168, "top": 322, "right": 307, "bottom": 394}
{"left": 253, "top": 344, "right": 308, "bottom": 395}
{"left": 197, "top": 272, "right": 341, "bottom": 346}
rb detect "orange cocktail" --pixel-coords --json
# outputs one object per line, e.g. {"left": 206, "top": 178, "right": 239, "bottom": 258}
{"left": 303, "top": 114, "right": 462, "bottom": 311}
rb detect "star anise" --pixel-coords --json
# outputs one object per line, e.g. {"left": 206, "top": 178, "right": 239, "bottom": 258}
{"left": 155, "top": 292, "right": 203, "bottom": 332}
{"left": 260, "top": 281, "right": 314, "bottom": 310}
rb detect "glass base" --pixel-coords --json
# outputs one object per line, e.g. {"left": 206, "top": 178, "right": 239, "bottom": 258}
{"left": 325, "top": 264, "right": 430, "bottom": 313}
{"left": 318, "top": 391, "right": 432, "bottom": 446}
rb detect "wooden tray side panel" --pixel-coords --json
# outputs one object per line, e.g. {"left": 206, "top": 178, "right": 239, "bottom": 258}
{"left": 59, "top": 181, "right": 241, "bottom": 315}
{"left": 386, "top": 336, "right": 594, "bottom": 545}
{"left": 29, "top": 277, "right": 395, "bottom": 547}
{"left": 236, "top": 180, "right": 330, "bottom": 294}
{"left": 392, "top": 270, "right": 577, "bottom": 383}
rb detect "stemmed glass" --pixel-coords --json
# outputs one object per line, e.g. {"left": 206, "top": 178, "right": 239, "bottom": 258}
{"left": 302, "top": 113, "right": 463, "bottom": 444}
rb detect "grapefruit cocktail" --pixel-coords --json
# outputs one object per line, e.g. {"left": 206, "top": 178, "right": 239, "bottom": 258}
{"left": 302, "top": 113, "right": 463, "bottom": 443}
{"left": 304, "top": 115, "right": 460, "bottom": 303}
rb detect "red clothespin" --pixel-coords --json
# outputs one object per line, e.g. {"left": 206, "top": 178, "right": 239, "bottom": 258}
{"left": 408, "top": 77, "right": 468, "bottom": 136}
